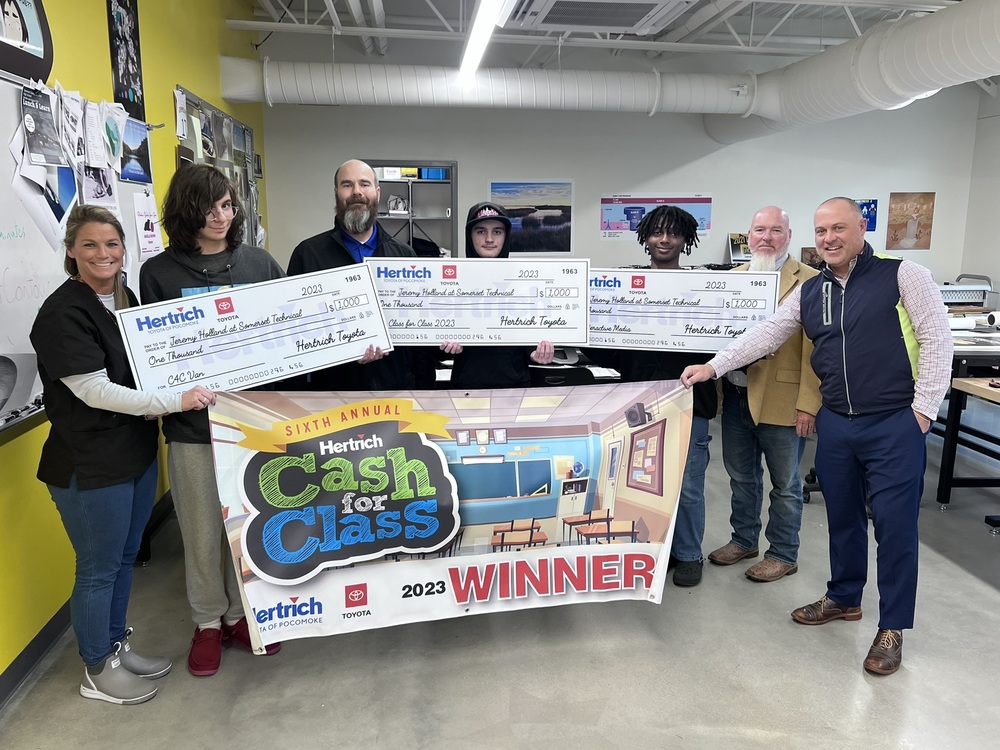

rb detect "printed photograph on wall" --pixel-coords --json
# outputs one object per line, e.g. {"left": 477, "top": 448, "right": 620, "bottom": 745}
{"left": 198, "top": 107, "right": 215, "bottom": 158}
{"left": 107, "top": 0, "right": 144, "bottom": 120}
{"left": 119, "top": 117, "right": 151, "bottom": 184}
{"left": 489, "top": 180, "right": 572, "bottom": 253}
{"left": 887, "top": 192, "right": 935, "bottom": 251}
{"left": 0, "top": 0, "right": 53, "bottom": 81}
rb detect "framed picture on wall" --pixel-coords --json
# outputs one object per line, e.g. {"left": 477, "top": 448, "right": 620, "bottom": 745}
{"left": 488, "top": 179, "right": 573, "bottom": 254}
{"left": 455, "top": 430, "right": 470, "bottom": 446}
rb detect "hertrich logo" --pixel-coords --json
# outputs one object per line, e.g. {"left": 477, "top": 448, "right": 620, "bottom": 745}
{"left": 253, "top": 596, "right": 324, "bottom": 630}
{"left": 134, "top": 305, "right": 206, "bottom": 331}
{"left": 590, "top": 275, "right": 621, "bottom": 288}
{"left": 376, "top": 265, "right": 431, "bottom": 279}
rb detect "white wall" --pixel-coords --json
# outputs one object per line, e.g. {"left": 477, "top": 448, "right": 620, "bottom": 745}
{"left": 261, "top": 84, "right": 980, "bottom": 283}
{"left": 962, "top": 90, "right": 1000, "bottom": 283}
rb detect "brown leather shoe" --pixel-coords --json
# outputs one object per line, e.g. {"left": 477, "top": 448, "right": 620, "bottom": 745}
{"left": 864, "top": 629, "right": 903, "bottom": 675}
{"left": 707, "top": 542, "right": 759, "bottom": 566}
{"left": 745, "top": 557, "right": 798, "bottom": 582}
{"left": 790, "top": 596, "right": 862, "bottom": 625}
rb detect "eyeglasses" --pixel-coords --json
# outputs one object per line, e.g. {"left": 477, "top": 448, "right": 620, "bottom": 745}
{"left": 204, "top": 203, "right": 239, "bottom": 220}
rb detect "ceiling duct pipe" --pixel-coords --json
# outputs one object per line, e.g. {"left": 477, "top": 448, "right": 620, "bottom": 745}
{"left": 220, "top": 56, "right": 753, "bottom": 116}
{"left": 220, "top": 0, "right": 1000, "bottom": 143}
{"left": 706, "top": 0, "right": 1000, "bottom": 142}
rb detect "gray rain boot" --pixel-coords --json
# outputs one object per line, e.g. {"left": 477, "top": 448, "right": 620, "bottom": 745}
{"left": 80, "top": 643, "right": 158, "bottom": 705}
{"left": 118, "top": 627, "right": 172, "bottom": 679}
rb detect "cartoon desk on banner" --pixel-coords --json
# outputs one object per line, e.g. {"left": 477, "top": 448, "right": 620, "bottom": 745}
{"left": 209, "top": 382, "right": 692, "bottom": 650}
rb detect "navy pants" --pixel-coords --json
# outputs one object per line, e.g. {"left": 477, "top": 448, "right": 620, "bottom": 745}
{"left": 814, "top": 406, "right": 927, "bottom": 630}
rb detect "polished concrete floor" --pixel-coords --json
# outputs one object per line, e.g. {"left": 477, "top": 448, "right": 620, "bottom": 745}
{"left": 2, "top": 423, "right": 999, "bottom": 749}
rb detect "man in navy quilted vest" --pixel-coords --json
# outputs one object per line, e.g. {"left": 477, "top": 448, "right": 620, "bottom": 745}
{"left": 680, "top": 197, "right": 952, "bottom": 676}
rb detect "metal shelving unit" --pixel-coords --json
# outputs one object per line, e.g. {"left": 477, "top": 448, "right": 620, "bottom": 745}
{"left": 365, "top": 159, "right": 458, "bottom": 256}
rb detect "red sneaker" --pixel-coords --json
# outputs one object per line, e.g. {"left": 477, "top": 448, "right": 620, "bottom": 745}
{"left": 188, "top": 627, "right": 222, "bottom": 676}
{"left": 222, "top": 617, "right": 281, "bottom": 655}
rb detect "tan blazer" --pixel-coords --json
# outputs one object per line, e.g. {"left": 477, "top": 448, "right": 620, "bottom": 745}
{"left": 741, "top": 257, "right": 822, "bottom": 426}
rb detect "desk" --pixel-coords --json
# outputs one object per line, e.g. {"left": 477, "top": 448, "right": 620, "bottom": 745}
{"left": 932, "top": 335, "right": 1000, "bottom": 505}
{"left": 575, "top": 520, "right": 638, "bottom": 544}
{"left": 491, "top": 529, "right": 548, "bottom": 552}
{"left": 936, "top": 379, "right": 1000, "bottom": 521}
{"left": 492, "top": 519, "right": 541, "bottom": 534}
{"left": 562, "top": 509, "right": 611, "bottom": 542}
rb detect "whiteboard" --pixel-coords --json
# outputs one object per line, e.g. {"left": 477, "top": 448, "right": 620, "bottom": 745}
{"left": 0, "top": 78, "right": 148, "bottom": 430}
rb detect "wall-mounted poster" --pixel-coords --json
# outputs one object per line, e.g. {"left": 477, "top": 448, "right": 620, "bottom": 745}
{"left": 600, "top": 194, "right": 712, "bottom": 240}
{"left": 0, "top": 0, "right": 53, "bottom": 81}
{"left": 856, "top": 198, "right": 877, "bottom": 232}
{"left": 107, "top": 0, "right": 144, "bottom": 120}
{"left": 489, "top": 180, "right": 572, "bottom": 253}
{"left": 887, "top": 192, "right": 935, "bottom": 251}
{"left": 20, "top": 86, "right": 64, "bottom": 166}
{"left": 728, "top": 232, "right": 750, "bottom": 263}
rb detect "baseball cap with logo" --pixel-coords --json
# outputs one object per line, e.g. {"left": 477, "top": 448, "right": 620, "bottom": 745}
{"left": 465, "top": 201, "right": 513, "bottom": 258}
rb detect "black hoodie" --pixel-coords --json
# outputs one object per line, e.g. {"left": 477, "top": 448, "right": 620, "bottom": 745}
{"left": 138, "top": 243, "right": 285, "bottom": 443}
{"left": 449, "top": 203, "right": 534, "bottom": 390}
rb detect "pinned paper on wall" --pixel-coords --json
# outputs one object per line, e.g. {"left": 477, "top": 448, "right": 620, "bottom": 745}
{"left": 133, "top": 190, "right": 163, "bottom": 259}
{"left": 174, "top": 89, "right": 187, "bottom": 139}
{"left": 83, "top": 101, "right": 107, "bottom": 168}
{"left": 21, "top": 85, "right": 65, "bottom": 167}
{"left": 101, "top": 101, "right": 129, "bottom": 173}
{"left": 55, "top": 82, "right": 85, "bottom": 174}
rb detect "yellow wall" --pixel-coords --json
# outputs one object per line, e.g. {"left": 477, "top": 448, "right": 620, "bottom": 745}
{"left": 0, "top": 0, "right": 265, "bottom": 677}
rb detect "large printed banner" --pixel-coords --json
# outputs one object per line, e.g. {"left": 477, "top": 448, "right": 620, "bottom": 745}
{"left": 209, "top": 383, "right": 693, "bottom": 649}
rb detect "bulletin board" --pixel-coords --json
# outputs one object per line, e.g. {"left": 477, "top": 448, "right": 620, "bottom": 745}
{"left": 175, "top": 86, "right": 260, "bottom": 247}
{"left": 627, "top": 420, "right": 666, "bottom": 496}
{"left": 0, "top": 75, "right": 148, "bottom": 434}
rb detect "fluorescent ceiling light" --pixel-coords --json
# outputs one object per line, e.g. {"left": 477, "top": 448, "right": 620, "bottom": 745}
{"left": 459, "top": 0, "right": 516, "bottom": 78}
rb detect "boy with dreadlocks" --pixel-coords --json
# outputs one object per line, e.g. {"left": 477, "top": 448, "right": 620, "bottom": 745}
{"left": 588, "top": 205, "right": 717, "bottom": 586}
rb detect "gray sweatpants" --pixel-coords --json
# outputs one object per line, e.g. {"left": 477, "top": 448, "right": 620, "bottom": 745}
{"left": 167, "top": 442, "right": 244, "bottom": 625}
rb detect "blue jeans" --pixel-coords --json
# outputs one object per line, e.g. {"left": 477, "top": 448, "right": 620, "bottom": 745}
{"left": 48, "top": 460, "right": 157, "bottom": 666}
{"left": 721, "top": 385, "right": 806, "bottom": 565}
{"left": 672, "top": 416, "right": 711, "bottom": 562}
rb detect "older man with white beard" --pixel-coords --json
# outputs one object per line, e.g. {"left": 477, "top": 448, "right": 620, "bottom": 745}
{"left": 287, "top": 159, "right": 425, "bottom": 390}
{"left": 706, "top": 206, "right": 822, "bottom": 582}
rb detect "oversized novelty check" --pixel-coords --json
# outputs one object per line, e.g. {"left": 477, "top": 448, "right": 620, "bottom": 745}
{"left": 116, "top": 266, "right": 391, "bottom": 393}
{"left": 369, "top": 258, "right": 591, "bottom": 345}
{"left": 588, "top": 268, "right": 780, "bottom": 352}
